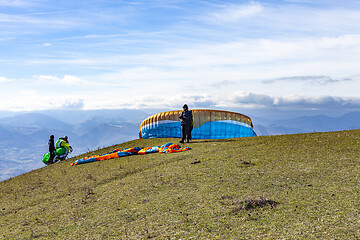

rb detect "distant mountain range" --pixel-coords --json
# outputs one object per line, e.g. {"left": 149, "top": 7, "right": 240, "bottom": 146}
{"left": 253, "top": 111, "right": 360, "bottom": 136}
{"left": 1, "top": 109, "right": 360, "bottom": 181}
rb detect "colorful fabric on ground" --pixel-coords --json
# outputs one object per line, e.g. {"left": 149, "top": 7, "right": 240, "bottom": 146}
{"left": 159, "top": 143, "right": 190, "bottom": 153}
{"left": 70, "top": 143, "right": 190, "bottom": 166}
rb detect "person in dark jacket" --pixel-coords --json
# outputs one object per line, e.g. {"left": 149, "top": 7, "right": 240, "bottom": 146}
{"left": 179, "top": 104, "right": 193, "bottom": 143}
{"left": 48, "top": 135, "right": 55, "bottom": 164}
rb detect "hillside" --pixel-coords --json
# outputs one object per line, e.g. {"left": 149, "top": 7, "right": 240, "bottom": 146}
{"left": 1, "top": 130, "right": 360, "bottom": 239}
{"left": 2, "top": 110, "right": 360, "bottom": 181}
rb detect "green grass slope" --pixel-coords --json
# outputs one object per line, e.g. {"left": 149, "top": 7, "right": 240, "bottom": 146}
{"left": 1, "top": 130, "right": 360, "bottom": 239}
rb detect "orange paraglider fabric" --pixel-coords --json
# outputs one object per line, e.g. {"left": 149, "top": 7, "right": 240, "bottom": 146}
{"left": 71, "top": 143, "right": 190, "bottom": 166}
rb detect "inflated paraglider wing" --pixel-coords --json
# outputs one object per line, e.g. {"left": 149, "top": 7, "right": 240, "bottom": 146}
{"left": 139, "top": 109, "right": 256, "bottom": 139}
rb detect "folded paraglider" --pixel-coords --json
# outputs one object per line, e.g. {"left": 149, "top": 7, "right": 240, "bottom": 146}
{"left": 70, "top": 143, "right": 190, "bottom": 166}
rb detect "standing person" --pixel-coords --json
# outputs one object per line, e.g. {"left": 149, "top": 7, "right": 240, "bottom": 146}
{"left": 179, "top": 104, "right": 193, "bottom": 143}
{"left": 48, "top": 135, "right": 56, "bottom": 164}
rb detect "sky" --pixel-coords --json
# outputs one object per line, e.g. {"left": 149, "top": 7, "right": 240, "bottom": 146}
{"left": 0, "top": 0, "right": 360, "bottom": 115}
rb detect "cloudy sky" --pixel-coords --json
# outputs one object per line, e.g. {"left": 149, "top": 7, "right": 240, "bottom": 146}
{"left": 0, "top": 0, "right": 359, "bottom": 114}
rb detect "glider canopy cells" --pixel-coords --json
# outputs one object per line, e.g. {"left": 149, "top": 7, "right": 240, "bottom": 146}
{"left": 139, "top": 109, "right": 256, "bottom": 139}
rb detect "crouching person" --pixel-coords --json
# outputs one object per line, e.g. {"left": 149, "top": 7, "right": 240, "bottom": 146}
{"left": 54, "top": 136, "right": 73, "bottom": 162}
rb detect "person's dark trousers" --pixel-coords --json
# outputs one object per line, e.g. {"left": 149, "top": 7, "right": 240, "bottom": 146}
{"left": 182, "top": 124, "right": 192, "bottom": 142}
{"left": 49, "top": 151, "right": 55, "bottom": 164}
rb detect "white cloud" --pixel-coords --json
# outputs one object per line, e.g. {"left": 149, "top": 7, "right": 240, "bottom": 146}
{"left": 0, "top": 0, "right": 33, "bottom": 7}
{"left": 38, "top": 75, "right": 58, "bottom": 82}
{"left": 0, "top": 13, "right": 34, "bottom": 23}
{"left": 0, "top": 91, "right": 86, "bottom": 111}
{"left": 1, "top": 80, "right": 359, "bottom": 112}
{"left": 196, "top": 2, "right": 360, "bottom": 37}
{"left": 0, "top": 11, "right": 84, "bottom": 34}
{"left": 100, "top": 34, "right": 359, "bottom": 73}
{"left": 28, "top": 58, "right": 100, "bottom": 66}
{"left": 230, "top": 92, "right": 360, "bottom": 110}
{"left": 78, "top": 93, "right": 219, "bottom": 110}
{"left": 0, "top": 0, "right": 359, "bottom": 114}
{"left": 0, "top": 76, "right": 11, "bottom": 83}
{"left": 62, "top": 75, "right": 87, "bottom": 85}
{"left": 19, "top": 89, "right": 37, "bottom": 95}
{"left": 207, "top": 2, "right": 264, "bottom": 23}
{"left": 18, "top": 31, "right": 359, "bottom": 110}
{"left": 209, "top": 80, "right": 234, "bottom": 88}
{"left": 263, "top": 75, "right": 352, "bottom": 85}
{"left": 38, "top": 75, "right": 88, "bottom": 86}
{"left": 60, "top": 99, "right": 84, "bottom": 110}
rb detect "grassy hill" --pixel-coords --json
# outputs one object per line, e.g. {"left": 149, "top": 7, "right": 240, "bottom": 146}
{"left": 1, "top": 130, "right": 360, "bottom": 239}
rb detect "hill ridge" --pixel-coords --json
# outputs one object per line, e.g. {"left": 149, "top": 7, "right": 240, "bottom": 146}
{"left": 1, "top": 131, "right": 359, "bottom": 239}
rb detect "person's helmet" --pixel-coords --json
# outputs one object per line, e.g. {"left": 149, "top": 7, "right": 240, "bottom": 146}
{"left": 63, "top": 135, "right": 68, "bottom": 140}
{"left": 183, "top": 104, "right": 188, "bottom": 109}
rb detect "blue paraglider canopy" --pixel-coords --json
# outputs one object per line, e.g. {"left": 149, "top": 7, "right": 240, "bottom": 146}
{"left": 139, "top": 109, "right": 256, "bottom": 139}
